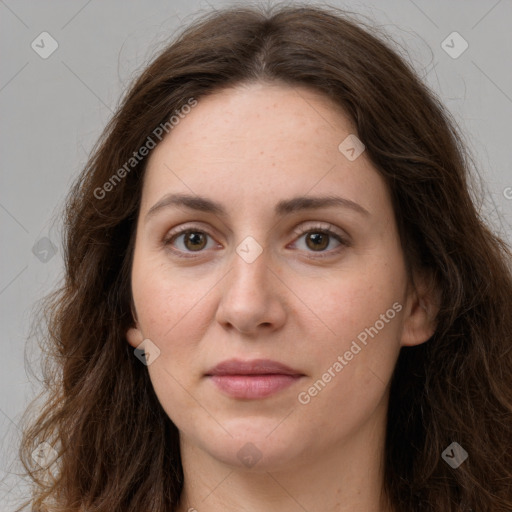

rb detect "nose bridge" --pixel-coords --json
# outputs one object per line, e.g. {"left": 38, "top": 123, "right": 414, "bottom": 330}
{"left": 215, "top": 236, "right": 286, "bottom": 333}
{"left": 229, "top": 236, "right": 271, "bottom": 295}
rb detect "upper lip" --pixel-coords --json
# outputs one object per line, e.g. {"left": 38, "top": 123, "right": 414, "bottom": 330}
{"left": 205, "top": 358, "right": 304, "bottom": 376}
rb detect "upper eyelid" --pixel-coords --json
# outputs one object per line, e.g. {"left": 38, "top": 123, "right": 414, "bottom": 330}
{"left": 292, "top": 222, "right": 341, "bottom": 237}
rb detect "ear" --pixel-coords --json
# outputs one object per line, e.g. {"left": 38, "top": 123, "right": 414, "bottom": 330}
{"left": 126, "top": 325, "right": 144, "bottom": 348}
{"left": 126, "top": 304, "right": 144, "bottom": 348}
{"left": 400, "top": 270, "right": 440, "bottom": 347}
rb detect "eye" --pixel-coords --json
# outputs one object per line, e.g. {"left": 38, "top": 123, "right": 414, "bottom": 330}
{"left": 291, "top": 224, "right": 348, "bottom": 257}
{"left": 163, "top": 226, "right": 219, "bottom": 257}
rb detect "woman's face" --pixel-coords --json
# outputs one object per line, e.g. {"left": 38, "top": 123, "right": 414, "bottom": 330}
{"left": 127, "top": 82, "right": 435, "bottom": 471}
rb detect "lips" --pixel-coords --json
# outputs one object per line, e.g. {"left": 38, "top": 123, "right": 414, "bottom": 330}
{"left": 206, "top": 358, "right": 303, "bottom": 376}
{"left": 205, "top": 358, "right": 305, "bottom": 399}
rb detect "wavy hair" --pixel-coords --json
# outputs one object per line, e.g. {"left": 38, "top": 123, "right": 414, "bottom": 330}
{"left": 16, "top": 3, "right": 512, "bottom": 511}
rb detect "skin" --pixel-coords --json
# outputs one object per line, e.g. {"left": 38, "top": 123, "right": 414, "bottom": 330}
{"left": 126, "top": 81, "right": 438, "bottom": 512}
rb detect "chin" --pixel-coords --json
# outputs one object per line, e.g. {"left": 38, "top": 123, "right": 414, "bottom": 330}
{"left": 199, "top": 420, "right": 308, "bottom": 472}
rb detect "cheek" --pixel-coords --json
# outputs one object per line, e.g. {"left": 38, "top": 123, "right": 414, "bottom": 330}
{"left": 134, "top": 279, "right": 210, "bottom": 351}
{"left": 294, "top": 282, "right": 403, "bottom": 437}
{"left": 131, "top": 242, "right": 211, "bottom": 326}
{"left": 133, "top": 272, "right": 214, "bottom": 424}
{"left": 130, "top": 256, "right": 217, "bottom": 384}
{"left": 296, "top": 256, "right": 406, "bottom": 403}
{"left": 302, "top": 256, "right": 406, "bottom": 343}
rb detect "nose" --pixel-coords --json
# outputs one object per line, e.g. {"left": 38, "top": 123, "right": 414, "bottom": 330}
{"left": 215, "top": 244, "right": 287, "bottom": 335}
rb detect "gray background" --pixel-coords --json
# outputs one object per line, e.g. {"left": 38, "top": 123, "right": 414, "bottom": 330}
{"left": 1, "top": 0, "right": 511, "bottom": 508}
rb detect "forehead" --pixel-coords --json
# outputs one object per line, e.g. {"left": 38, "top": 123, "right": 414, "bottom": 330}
{"left": 159, "top": 82, "right": 355, "bottom": 158}
{"left": 140, "top": 82, "right": 389, "bottom": 217}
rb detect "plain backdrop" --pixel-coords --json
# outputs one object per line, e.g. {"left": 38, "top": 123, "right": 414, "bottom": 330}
{"left": 1, "top": 0, "right": 511, "bottom": 508}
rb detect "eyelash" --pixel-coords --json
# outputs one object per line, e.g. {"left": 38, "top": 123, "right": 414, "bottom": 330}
{"left": 163, "top": 223, "right": 349, "bottom": 260}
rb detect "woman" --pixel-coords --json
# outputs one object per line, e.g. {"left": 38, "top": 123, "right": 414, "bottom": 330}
{"left": 17, "top": 3, "right": 512, "bottom": 511}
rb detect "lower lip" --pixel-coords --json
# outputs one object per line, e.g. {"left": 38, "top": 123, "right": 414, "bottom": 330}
{"left": 208, "top": 374, "right": 302, "bottom": 399}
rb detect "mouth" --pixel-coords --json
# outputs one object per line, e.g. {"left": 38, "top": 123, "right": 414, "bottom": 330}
{"left": 205, "top": 358, "right": 305, "bottom": 399}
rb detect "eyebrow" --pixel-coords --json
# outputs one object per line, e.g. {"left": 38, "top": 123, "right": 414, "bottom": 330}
{"left": 145, "top": 192, "right": 370, "bottom": 222}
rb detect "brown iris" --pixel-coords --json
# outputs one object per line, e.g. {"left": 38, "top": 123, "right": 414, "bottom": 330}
{"left": 306, "top": 232, "right": 329, "bottom": 251}
{"left": 184, "top": 231, "right": 207, "bottom": 251}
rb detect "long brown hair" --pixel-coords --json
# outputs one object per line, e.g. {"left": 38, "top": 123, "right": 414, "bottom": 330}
{"left": 16, "top": 3, "right": 512, "bottom": 511}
